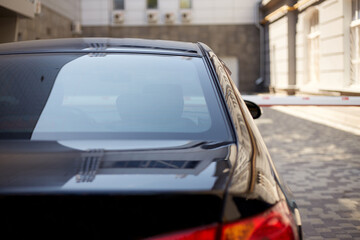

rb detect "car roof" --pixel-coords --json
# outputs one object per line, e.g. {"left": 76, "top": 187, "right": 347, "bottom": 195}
{"left": 0, "top": 38, "right": 203, "bottom": 57}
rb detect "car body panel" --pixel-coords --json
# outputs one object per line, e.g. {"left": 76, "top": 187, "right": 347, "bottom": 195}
{"left": 0, "top": 140, "right": 232, "bottom": 193}
{"left": 200, "top": 43, "right": 302, "bottom": 235}
{"left": 0, "top": 38, "right": 202, "bottom": 56}
{"left": 0, "top": 38, "right": 302, "bottom": 239}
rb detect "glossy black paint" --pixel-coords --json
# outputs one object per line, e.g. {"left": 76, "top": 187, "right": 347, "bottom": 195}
{"left": 0, "top": 38, "right": 201, "bottom": 56}
{"left": 244, "top": 100, "right": 263, "bottom": 119}
{"left": 0, "top": 38, "right": 301, "bottom": 239}
{"left": 0, "top": 141, "right": 232, "bottom": 192}
{"left": 0, "top": 194, "right": 224, "bottom": 238}
{"left": 200, "top": 42, "right": 301, "bottom": 236}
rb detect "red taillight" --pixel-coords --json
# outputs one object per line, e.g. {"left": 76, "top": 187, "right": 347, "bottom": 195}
{"left": 147, "top": 224, "right": 218, "bottom": 240}
{"left": 221, "top": 201, "right": 298, "bottom": 240}
{"left": 148, "top": 201, "right": 298, "bottom": 240}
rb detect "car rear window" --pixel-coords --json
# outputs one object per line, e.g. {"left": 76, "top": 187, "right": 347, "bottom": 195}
{"left": 0, "top": 53, "right": 232, "bottom": 141}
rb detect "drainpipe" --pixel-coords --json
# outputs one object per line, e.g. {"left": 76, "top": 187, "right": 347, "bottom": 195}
{"left": 255, "top": 0, "right": 265, "bottom": 89}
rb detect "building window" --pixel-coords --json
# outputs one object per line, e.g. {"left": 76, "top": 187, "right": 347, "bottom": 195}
{"left": 147, "top": 0, "right": 157, "bottom": 9}
{"left": 307, "top": 9, "right": 320, "bottom": 84}
{"left": 113, "top": 0, "right": 124, "bottom": 10}
{"left": 351, "top": 0, "right": 360, "bottom": 86}
{"left": 180, "top": 0, "right": 191, "bottom": 9}
{"left": 352, "top": 0, "right": 360, "bottom": 20}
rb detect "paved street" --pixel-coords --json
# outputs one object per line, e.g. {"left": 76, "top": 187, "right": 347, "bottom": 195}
{"left": 255, "top": 107, "right": 360, "bottom": 240}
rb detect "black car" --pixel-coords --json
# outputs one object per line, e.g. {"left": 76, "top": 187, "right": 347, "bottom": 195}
{"left": 0, "top": 38, "right": 302, "bottom": 239}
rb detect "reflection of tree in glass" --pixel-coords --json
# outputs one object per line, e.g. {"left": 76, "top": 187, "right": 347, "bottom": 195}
{"left": 147, "top": 0, "right": 157, "bottom": 9}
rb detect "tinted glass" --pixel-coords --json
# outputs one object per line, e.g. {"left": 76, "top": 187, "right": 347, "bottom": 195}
{"left": 0, "top": 54, "right": 79, "bottom": 139}
{"left": 0, "top": 53, "right": 231, "bottom": 141}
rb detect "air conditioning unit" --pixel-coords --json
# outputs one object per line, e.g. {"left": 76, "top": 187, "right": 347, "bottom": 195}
{"left": 72, "top": 21, "right": 82, "bottom": 34}
{"left": 164, "top": 12, "right": 175, "bottom": 24}
{"left": 181, "top": 10, "right": 191, "bottom": 23}
{"left": 34, "top": 0, "right": 42, "bottom": 15}
{"left": 113, "top": 10, "right": 125, "bottom": 24}
{"left": 147, "top": 11, "right": 158, "bottom": 24}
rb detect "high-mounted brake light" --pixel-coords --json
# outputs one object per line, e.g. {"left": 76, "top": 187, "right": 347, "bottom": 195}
{"left": 148, "top": 201, "right": 298, "bottom": 240}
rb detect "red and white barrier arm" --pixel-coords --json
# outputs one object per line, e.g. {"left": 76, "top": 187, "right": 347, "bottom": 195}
{"left": 242, "top": 95, "right": 360, "bottom": 107}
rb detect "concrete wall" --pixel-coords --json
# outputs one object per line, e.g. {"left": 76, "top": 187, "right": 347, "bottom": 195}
{"left": 82, "top": 24, "right": 260, "bottom": 93}
{"left": 296, "top": 9, "right": 305, "bottom": 87}
{"left": 0, "top": 0, "right": 81, "bottom": 42}
{"left": 263, "top": 22, "right": 271, "bottom": 88}
{"left": 319, "top": 0, "right": 345, "bottom": 90}
{"left": 82, "top": 0, "right": 111, "bottom": 26}
{"left": 0, "top": 14, "right": 18, "bottom": 43}
{"left": 268, "top": 16, "right": 289, "bottom": 89}
{"left": 17, "top": 5, "right": 75, "bottom": 41}
{"left": 0, "top": 0, "right": 34, "bottom": 18}
{"left": 41, "top": 0, "right": 81, "bottom": 22}
{"left": 0, "top": 0, "right": 34, "bottom": 43}
{"left": 81, "top": 0, "right": 257, "bottom": 26}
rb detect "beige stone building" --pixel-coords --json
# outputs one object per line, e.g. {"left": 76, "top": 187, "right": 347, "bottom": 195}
{"left": 261, "top": 0, "right": 360, "bottom": 95}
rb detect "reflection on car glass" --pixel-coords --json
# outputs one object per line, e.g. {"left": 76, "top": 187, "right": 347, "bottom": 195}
{"left": 101, "top": 160, "right": 200, "bottom": 169}
{"left": 16, "top": 54, "right": 231, "bottom": 141}
{"left": 0, "top": 54, "right": 81, "bottom": 139}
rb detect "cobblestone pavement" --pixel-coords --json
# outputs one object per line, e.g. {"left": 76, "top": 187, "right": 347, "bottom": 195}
{"left": 255, "top": 108, "right": 360, "bottom": 240}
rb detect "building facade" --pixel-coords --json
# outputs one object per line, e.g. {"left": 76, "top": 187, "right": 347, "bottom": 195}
{"left": 261, "top": 0, "right": 360, "bottom": 95}
{"left": 81, "top": 0, "right": 261, "bottom": 93}
{"left": 0, "top": 0, "right": 81, "bottom": 43}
